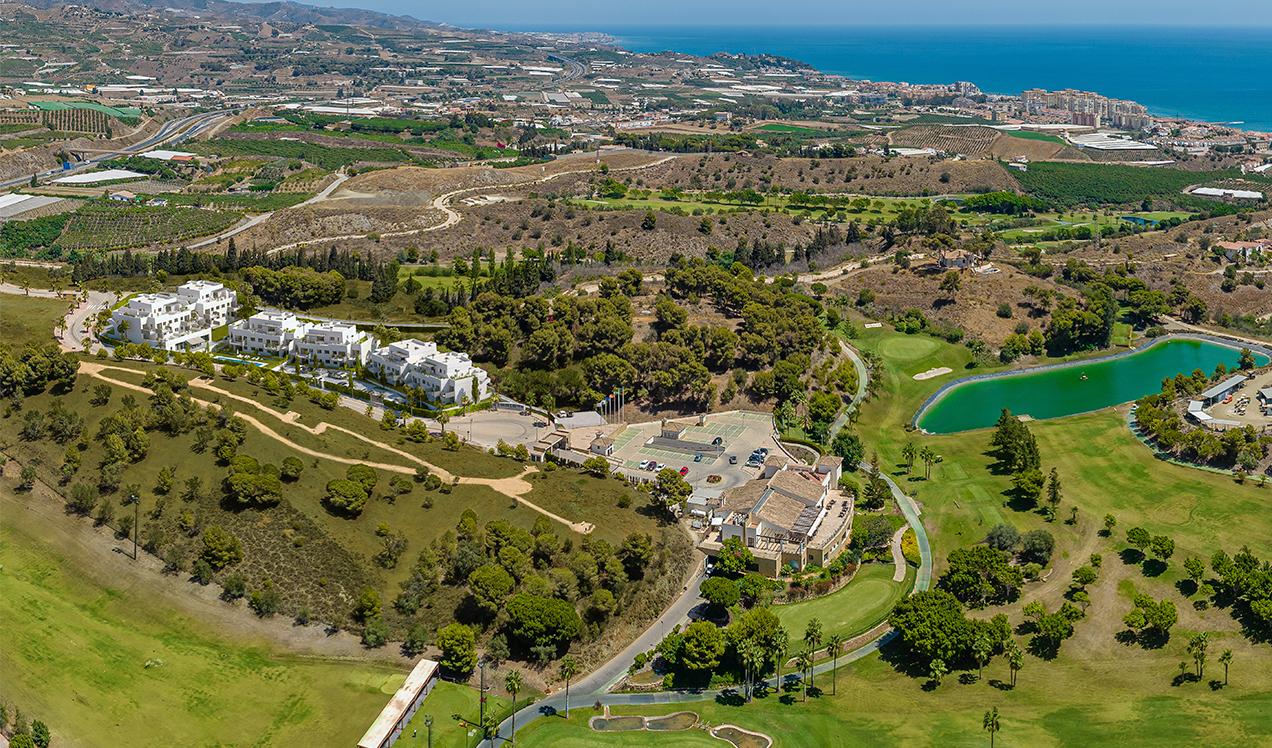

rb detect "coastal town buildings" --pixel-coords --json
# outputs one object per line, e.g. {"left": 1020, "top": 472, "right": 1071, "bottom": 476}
{"left": 110, "top": 280, "right": 237, "bottom": 351}
{"left": 366, "top": 338, "right": 491, "bottom": 405}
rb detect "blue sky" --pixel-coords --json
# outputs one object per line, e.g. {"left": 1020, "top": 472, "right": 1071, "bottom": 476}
{"left": 270, "top": 0, "right": 1272, "bottom": 28}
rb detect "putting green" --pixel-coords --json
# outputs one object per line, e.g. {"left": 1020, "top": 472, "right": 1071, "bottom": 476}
{"left": 771, "top": 563, "right": 912, "bottom": 640}
{"left": 875, "top": 335, "right": 942, "bottom": 364}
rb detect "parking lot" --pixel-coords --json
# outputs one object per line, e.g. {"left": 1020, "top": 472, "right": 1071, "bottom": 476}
{"left": 607, "top": 410, "right": 781, "bottom": 491}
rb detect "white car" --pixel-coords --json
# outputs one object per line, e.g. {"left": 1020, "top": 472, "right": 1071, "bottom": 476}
{"left": 656, "top": 462, "right": 666, "bottom": 471}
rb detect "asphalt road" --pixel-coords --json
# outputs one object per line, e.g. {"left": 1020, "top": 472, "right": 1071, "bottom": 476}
{"left": 0, "top": 109, "right": 236, "bottom": 190}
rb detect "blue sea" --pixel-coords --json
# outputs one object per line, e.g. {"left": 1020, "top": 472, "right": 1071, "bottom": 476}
{"left": 554, "top": 26, "right": 1272, "bottom": 132}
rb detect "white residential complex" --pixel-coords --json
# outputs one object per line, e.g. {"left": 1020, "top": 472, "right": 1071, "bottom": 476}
{"left": 228, "top": 310, "right": 311, "bottom": 357}
{"left": 111, "top": 280, "right": 237, "bottom": 350}
{"left": 367, "top": 338, "right": 491, "bottom": 405}
{"left": 294, "top": 322, "right": 376, "bottom": 368}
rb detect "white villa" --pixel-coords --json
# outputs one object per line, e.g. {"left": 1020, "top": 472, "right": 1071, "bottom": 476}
{"left": 366, "top": 338, "right": 491, "bottom": 405}
{"left": 111, "top": 280, "right": 237, "bottom": 350}
{"left": 293, "top": 322, "right": 376, "bottom": 368}
{"left": 699, "top": 454, "right": 852, "bottom": 577}
{"left": 228, "top": 310, "right": 310, "bottom": 357}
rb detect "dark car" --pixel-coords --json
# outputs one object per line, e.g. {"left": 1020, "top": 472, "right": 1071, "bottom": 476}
{"left": 711, "top": 436, "right": 723, "bottom": 446}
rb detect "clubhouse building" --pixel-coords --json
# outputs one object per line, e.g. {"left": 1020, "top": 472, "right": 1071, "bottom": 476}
{"left": 698, "top": 454, "right": 853, "bottom": 577}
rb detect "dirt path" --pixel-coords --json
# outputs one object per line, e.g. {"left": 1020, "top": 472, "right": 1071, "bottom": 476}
{"left": 79, "top": 362, "right": 594, "bottom": 534}
{"left": 889, "top": 526, "right": 908, "bottom": 582}
{"left": 263, "top": 154, "right": 677, "bottom": 255}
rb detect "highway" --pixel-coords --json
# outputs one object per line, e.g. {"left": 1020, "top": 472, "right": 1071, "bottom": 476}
{"left": 0, "top": 108, "right": 236, "bottom": 190}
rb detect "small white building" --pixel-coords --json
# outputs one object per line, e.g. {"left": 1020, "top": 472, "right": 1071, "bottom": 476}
{"left": 357, "top": 659, "right": 440, "bottom": 748}
{"left": 294, "top": 322, "right": 376, "bottom": 369}
{"left": 110, "top": 280, "right": 237, "bottom": 351}
{"left": 228, "top": 310, "right": 310, "bottom": 357}
{"left": 366, "top": 338, "right": 491, "bottom": 405}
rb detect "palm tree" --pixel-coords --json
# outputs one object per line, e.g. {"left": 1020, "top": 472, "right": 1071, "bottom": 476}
{"left": 437, "top": 411, "right": 450, "bottom": 435}
{"left": 803, "top": 618, "right": 823, "bottom": 693}
{"left": 929, "top": 658, "right": 947, "bottom": 686}
{"left": 1006, "top": 641, "right": 1024, "bottom": 687}
{"left": 983, "top": 707, "right": 1001, "bottom": 748}
{"left": 558, "top": 656, "right": 578, "bottom": 719}
{"left": 796, "top": 651, "right": 813, "bottom": 702}
{"left": 901, "top": 442, "right": 917, "bottom": 474}
{"left": 825, "top": 633, "right": 845, "bottom": 695}
{"left": 504, "top": 670, "right": 523, "bottom": 744}
{"left": 737, "top": 638, "right": 758, "bottom": 702}
{"left": 973, "top": 633, "right": 992, "bottom": 681}
{"left": 1219, "top": 649, "right": 1232, "bottom": 686}
{"left": 919, "top": 446, "right": 938, "bottom": 479}
{"left": 773, "top": 638, "right": 788, "bottom": 693}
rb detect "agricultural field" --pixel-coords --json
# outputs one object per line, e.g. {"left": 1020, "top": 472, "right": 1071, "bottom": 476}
{"left": 890, "top": 125, "right": 1002, "bottom": 158}
{"left": 188, "top": 139, "right": 429, "bottom": 171}
{"left": 1012, "top": 162, "right": 1272, "bottom": 207}
{"left": 53, "top": 203, "right": 243, "bottom": 251}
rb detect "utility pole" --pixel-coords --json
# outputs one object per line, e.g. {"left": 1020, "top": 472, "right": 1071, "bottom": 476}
{"left": 478, "top": 657, "right": 487, "bottom": 733}
{"left": 128, "top": 491, "right": 139, "bottom": 560}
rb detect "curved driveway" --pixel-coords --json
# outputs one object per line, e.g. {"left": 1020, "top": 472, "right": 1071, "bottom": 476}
{"left": 493, "top": 462, "right": 933, "bottom": 743}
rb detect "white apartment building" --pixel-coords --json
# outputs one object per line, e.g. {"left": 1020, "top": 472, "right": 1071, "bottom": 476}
{"left": 111, "top": 280, "right": 237, "bottom": 351}
{"left": 294, "top": 322, "right": 376, "bottom": 369}
{"left": 228, "top": 310, "right": 311, "bottom": 357}
{"left": 366, "top": 338, "right": 491, "bottom": 405}
{"left": 177, "top": 280, "right": 236, "bottom": 328}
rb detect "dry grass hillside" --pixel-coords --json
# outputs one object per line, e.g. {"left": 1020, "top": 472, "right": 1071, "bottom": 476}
{"left": 832, "top": 260, "right": 1069, "bottom": 346}
{"left": 630, "top": 153, "right": 1017, "bottom": 196}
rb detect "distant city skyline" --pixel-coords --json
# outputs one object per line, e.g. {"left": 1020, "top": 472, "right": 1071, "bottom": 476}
{"left": 249, "top": 0, "right": 1272, "bottom": 28}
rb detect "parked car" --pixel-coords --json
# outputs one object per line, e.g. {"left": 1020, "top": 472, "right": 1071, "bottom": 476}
{"left": 679, "top": 466, "right": 690, "bottom": 476}
{"left": 694, "top": 453, "right": 704, "bottom": 463}
{"left": 656, "top": 463, "right": 666, "bottom": 471}
{"left": 711, "top": 436, "right": 723, "bottom": 446}
{"left": 639, "top": 459, "right": 653, "bottom": 470}
{"left": 729, "top": 455, "right": 738, "bottom": 465}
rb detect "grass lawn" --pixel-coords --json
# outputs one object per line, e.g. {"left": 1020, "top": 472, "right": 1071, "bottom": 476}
{"left": 506, "top": 321, "right": 1270, "bottom": 745}
{"left": 394, "top": 681, "right": 510, "bottom": 748}
{"left": 771, "top": 563, "right": 913, "bottom": 641}
{"left": 1005, "top": 130, "right": 1065, "bottom": 144}
{"left": 0, "top": 499, "right": 416, "bottom": 748}
{"left": 304, "top": 281, "right": 452, "bottom": 322}
{"left": 520, "top": 644, "right": 1272, "bottom": 747}
{"left": 0, "top": 293, "right": 68, "bottom": 346}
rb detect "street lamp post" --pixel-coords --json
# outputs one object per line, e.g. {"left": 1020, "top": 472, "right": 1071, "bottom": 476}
{"left": 423, "top": 714, "right": 432, "bottom": 748}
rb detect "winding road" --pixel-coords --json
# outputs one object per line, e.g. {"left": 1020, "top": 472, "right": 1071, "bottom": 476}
{"left": 0, "top": 109, "right": 236, "bottom": 190}
{"left": 261, "top": 152, "right": 677, "bottom": 255}
{"left": 492, "top": 337, "right": 932, "bottom": 743}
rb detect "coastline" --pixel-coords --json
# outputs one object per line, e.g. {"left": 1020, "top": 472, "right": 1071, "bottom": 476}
{"left": 910, "top": 333, "right": 1272, "bottom": 434}
{"left": 515, "top": 24, "right": 1272, "bottom": 134}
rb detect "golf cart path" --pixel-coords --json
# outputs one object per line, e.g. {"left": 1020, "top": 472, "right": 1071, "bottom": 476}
{"left": 79, "top": 363, "right": 593, "bottom": 534}
{"left": 889, "top": 526, "right": 908, "bottom": 582}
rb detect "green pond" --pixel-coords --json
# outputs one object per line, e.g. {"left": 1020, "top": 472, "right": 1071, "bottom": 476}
{"left": 916, "top": 338, "right": 1264, "bottom": 434}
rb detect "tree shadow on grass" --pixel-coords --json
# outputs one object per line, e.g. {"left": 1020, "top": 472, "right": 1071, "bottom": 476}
{"left": 988, "top": 679, "right": 1014, "bottom": 691}
{"left": 715, "top": 689, "right": 745, "bottom": 707}
{"left": 1171, "top": 672, "right": 1200, "bottom": 687}
{"left": 1119, "top": 548, "right": 1145, "bottom": 566}
{"left": 1141, "top": 559, "right": 1168, "bottom": 578}
{"left": 1176, "top": 579, "right": 1198, "bottom": 598}
{"left": 878, "top": 636, "right": 930, "bottom": 679}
